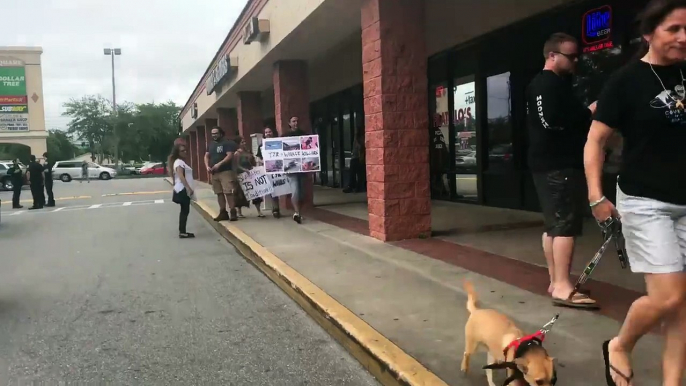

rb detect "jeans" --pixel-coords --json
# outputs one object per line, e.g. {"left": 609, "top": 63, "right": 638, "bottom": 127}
{"left": 45, "top": 179, "right": 55, "bottom": 205}
{"left": 179, "top": 200, "right": 190, "bottom": 233}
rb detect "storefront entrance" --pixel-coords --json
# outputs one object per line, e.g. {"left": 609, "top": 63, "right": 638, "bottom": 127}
{"left": 429, "top": 0, "right": 647, "bottom": 211}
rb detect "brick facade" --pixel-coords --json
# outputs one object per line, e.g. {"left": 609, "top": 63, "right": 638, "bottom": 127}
{"left": 361, "top": 0, "right": 431, "bottom": 241}
{"left": 273, "top": 60, "right": 313, "bottom": 209}
{"left": 217, "top": 108, "right": 238, "bottom": 140}
{"left": 189, "top": 130, "right": 198, "bottom": 177}
{"left": 237, "top": 92, "right": 263, "bottom": 140}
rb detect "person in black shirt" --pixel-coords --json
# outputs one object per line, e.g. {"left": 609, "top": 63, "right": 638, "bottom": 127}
{"left": 26, "top": 155, "right": 45, "bottom": 210}
{"left": 526, "top": 32, "right": 598, "bottom": 309}
{"left": 282, "top": 116, "right": 307, "bottom": 224}
{"left": 7, "top": 159, "right": 24, "bottom": 209}
{"left": 204, "top": 126, "right": 239, "bottom": 221}
{"left": 585, "top": 2, "right": 686, "bottom": 385}
{"left": 256, "top": 126, "right": 281, "bottom": 218}
{"left": 43, "top": 152, "right": 55, "bottom": 207}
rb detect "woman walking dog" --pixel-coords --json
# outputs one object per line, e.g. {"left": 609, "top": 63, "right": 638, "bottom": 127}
{"left": 168, "top": 143, "right": 195, "bottom": 238}
{"left": 585, "top": 1, "right": 686, "bottom": 384}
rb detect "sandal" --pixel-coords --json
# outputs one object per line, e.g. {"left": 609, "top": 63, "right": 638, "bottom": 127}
{"left": 602, "top": 340, "right": 634, "bottom": 386}
{"left": 552, "top": 292, "right": 599, "bottom": 309}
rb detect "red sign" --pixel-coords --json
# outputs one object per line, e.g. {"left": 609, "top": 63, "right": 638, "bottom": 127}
{"left": 0, "top": 96, "right": 27, "bottom": 104}
{"left": 583, "top": 41, "right": 614, "bottom": 53}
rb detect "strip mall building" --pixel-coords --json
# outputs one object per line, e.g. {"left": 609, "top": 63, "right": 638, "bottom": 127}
{"left": 180, "top": 0, "right": 643, "bottom": 241}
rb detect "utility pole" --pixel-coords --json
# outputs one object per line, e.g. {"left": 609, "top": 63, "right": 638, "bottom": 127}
{"left": 104, "top": 48, "right": 121, "bottom": 168}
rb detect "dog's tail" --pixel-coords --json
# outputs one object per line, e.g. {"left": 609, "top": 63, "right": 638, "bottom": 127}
{"left": 464, "top": 281, "right": 478, "bottom": 313}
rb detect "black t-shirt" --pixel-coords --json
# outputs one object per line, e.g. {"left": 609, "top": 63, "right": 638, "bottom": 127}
{"left": 595, "top": 60, "right": 686, "bottom": 205}
{"left": 28, "top": 161, "right": 44, "bottom": 184}
{"left": 207, "top": 139, "right": 238, "bottom": 172}
{"left": 7, "top": 165, "right": 23, "bottom": 184}
{"left": 526, "top": 70, "right": 592, "bottom": 172}
{"left": 43, "top": 161, "right": 54, "bottom": 179}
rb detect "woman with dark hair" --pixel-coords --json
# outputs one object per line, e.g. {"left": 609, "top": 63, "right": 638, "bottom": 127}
{"left": 256, "top": 126, "right": 281, "bottom": 218}
{"left": 233, "top": 136, "right": 264, "bottom": 218}
{"left": 168, "top": 143, "right": 195, "bottom": 238}
{"left": 584, "top": 1, "right": 686, "bottom": 384}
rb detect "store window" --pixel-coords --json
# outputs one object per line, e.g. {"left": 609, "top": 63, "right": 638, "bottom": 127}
{"left": 430, "top": 83, "right": 451, "bottom": 200}
{"left": 453, "top": 76, "right": 477, "bottom": 201}
{"left": 486, "top": 72, "right": 513, "bottom": 172}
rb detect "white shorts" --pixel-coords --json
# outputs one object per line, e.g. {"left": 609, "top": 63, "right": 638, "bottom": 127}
{"left": 617, "top": 186, "right": 686, "bottom": 274}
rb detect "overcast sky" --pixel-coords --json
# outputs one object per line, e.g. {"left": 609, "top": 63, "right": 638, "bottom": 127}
{"left": 3, "top": 0, "right": 246, "bottom": 131}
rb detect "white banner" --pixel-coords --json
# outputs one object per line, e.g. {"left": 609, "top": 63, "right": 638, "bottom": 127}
{"left": 0, "top": 113, "right": 28, "bottom": 132}
{"left": 268, "top": 173, "right": 292, "bottom": 197}
{"left": 238, "top": 167, "right": 274, "bottom": 201}
{"left": 262, "top": 135, "right": 321, "bottom": 174}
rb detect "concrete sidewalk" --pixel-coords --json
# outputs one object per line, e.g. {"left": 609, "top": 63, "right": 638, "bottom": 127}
{"left": 185, "top": 180, "right": 663, "bottom": 385}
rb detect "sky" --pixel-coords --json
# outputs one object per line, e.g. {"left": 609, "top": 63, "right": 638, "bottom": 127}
{"left": 3, "top": 0, "right": 247, "bottom": 131}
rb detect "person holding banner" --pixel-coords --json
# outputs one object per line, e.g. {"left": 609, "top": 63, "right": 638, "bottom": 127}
{"left": 234, "top": 137, "right": 265, "bottom": 218}
{"left": 283, "top": 116, "right": 307, "bottom": 224}
{"left": 256, "top": 126, "right": 281, "bottom": 218}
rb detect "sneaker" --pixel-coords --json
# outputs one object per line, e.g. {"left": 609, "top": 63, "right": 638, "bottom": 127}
{"left": 12, "top": 205, "right": 23, "bottom": 209}
{"left": 179, "top": 232, "right": 196, "bottom": 239}
{"left": 293, "top": 213, "right": 302, "bottom": 224}
{"left": 229, "top": 209, "right": 238, "bottom": 222}
{"left": 214, "top": 211, "right": 230, "bottom": 222}
{"left": 272, "top": 209, "right": 281, "bottom": 219}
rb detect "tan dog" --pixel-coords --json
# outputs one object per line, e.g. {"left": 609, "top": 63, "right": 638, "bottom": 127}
{"left": 461, "top": 281, "right": 556, "bottom": 386}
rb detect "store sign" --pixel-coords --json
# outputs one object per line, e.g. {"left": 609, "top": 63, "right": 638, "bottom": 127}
{"left": 205, "top": 55, "right": 237, "bottom": 95}
{"left": 0, "top": 113, "right": 29, "bottom": 132}
{"left": 0, "top": 67, "right": 26, "bottom": 96}
{"left": 243, "top": 17, "right": 270, "bottom": 44}
{"left": 0, "top": 96, "right": 27, "bottom": 104}
{"left": 582, "top": 5, "right": 613, "bottom": 52}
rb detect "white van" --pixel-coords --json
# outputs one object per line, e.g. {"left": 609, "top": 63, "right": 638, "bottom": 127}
{"left": 52, "top": 161, "right": 117, "bottom": 182}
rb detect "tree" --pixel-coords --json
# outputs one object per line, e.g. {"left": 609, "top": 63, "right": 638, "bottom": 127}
{"left": 46, "top": 130, "right": 81, "bottom": 161}
{"left": 62, "top": 95, "right": 112, "bottom": 164}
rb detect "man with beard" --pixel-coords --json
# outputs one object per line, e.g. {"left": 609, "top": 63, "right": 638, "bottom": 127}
{"left": 526, "top": 32, "right": 598, "bottom": 309}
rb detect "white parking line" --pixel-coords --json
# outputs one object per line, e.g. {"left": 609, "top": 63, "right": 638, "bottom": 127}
{"left": 154, "top": 199, "right": 164, "bottom": 204}
{"left": 53, "top": 207, "right": 65, "bottom": 212}
{"left": 123, "top": 202, "right": 132, "bottom": 206}
{"left": 10, "top": 211, "right": 25, "bottom": 216}
{"left": 89, "top": 204, "right": 102, "bottom": 209}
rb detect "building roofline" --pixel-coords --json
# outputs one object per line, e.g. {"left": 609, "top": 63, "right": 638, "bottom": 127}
{"left": 179, "top": 0, "right": 267, "bottom": 120}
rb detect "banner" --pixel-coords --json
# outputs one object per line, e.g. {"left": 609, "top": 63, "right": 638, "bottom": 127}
{"left": 268, "top": 173, "right": 292, "bottom": 197}
{"left": 262, "top": 135, "right": 321, "bottom": 174}
{"left": 238, "top": 167, "right": 274, "bottom": 201}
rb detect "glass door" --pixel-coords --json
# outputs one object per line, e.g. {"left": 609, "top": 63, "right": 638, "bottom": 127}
{"left": 453, "top": 75, "right": 479, "bottom": 201}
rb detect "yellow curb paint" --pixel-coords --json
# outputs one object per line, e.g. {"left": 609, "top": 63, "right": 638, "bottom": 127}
{"left": 194, "top": 199, "right": 449, "bottom": 386}
{"left": 101, "top": 190, "right": 169, "bottom": 197}
{"left": 20, "top": 195, "right": 91, "bottom": 204}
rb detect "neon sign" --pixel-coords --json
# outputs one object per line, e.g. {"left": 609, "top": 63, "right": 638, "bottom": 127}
{"left": 582, "top": 5, "right": 612, "bottom": 46}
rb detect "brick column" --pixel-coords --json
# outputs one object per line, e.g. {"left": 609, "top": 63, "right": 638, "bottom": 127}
{"left": 361, "top": 0, "right": 431, "bottom": 241}
{"left": 197, "top": 122, "right": 211, "bottom": 183}
{"left": 217, "top": 108, "right": 238, "bottom": 141}
{"left": 238, "top": 91, "right": 263, "bottom": 139}
{"left": 273, "top": 60, "right": 313, "bottom": 210}
{"left": 189, "top": 130, "right": 198, "bottom": 177}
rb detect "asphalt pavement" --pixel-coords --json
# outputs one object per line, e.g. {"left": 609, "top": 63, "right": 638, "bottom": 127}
{"left": 0, "top": 178, "right": 378, "bottom": 385}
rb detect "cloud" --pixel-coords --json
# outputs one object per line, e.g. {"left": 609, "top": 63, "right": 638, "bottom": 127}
{"left": 2, "top": 0, "right": 247, "bottom": 130}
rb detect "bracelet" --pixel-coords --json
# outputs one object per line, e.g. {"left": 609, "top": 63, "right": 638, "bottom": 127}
{"left": 589, "top": 196, "right": 607, "bottom": 208}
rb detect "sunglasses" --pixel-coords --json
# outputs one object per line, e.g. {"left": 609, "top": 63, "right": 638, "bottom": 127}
{"left": 552, "top": 51, "right": 579, "bottom": 61}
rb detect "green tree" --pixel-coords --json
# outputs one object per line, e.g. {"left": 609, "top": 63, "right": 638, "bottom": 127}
{"left": 46, "top": 130, "right": 80, "bottom": 161}
{"left": 62, "top": 95, "right": 112, "bottom": 164}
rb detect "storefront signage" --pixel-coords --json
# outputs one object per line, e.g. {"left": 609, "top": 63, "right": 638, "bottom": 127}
{"left": 243, "top": 18, "right": 271, "bottom": 45}
{"left": 0, "top": 57, "right": 24, "bottom": 67}
{"left": 0, "top": 66, "right": 26, "bottom": 96}
{"left": 0, "top": 96, "right": 27, "bottom": 104}
{"left": 582, "top": 5, "right": 613, "bottom": 52}
{"left": 191, "top": 102, "right": 198, "bottom": 119}
{"left": 0, "top": 113, "right": 29, "bottom": 132}
{"left": 205, "top": 55, "right": 237, "bottom": 95}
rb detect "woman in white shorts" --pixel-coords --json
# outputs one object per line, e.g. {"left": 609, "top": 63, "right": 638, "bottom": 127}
{"left": 584, "top": 1, "right": 686, "bottom": 384}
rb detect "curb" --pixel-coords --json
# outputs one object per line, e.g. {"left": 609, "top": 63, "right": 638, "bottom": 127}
{"left": 168, "top": 180, "right": 449, "bottom": 386}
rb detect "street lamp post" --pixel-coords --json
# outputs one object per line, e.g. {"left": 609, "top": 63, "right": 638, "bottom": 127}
{"left": 104, "top": 48, "right": 121, "bottom": 168}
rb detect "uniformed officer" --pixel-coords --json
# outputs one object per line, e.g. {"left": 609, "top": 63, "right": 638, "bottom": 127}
{"left": 26, "top": 155, "right": 45, "bottom": 210}
{"left": 7, "top": 158, "right": 24, "bottom": 209}
{"left": 43, "top": 152, "right": 55, "bottom": 207}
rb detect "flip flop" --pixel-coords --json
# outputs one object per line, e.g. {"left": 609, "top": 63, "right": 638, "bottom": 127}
{"left": 602, "top": 340, "right": 634, "bottom": 386}
{"left": 552, "top": 292, "right": 600, "bottom": 309}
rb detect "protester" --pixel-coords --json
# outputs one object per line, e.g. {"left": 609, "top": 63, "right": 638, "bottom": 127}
{"left": 584, "top": 1, "right": 686, "bottom": 385}
{"left": 234, "top": 136, "right": 265, "bottom": 218}
{"left": 168, "top": 143, "right": 195, "bottom": 238}
{"left": 343, "top": 130, "right": 366, "bottom": 194}
{"left": 282, "top": 116, "right": 307, "bottom": 224}
{"left": 80, "top": 161, "right": 90, "bottom": 183}
{"left": 256, "top": 126, "right": 281, "bottom": 218}
{"left": 7, "top": 159, "right": 24, "bottom": 209}
{"left": 204, "top": 126, "right": 239, "bottom": 221}
{"left": 26, "top": 155, "right": 45, "bottom": 210}
{"left": 43, "top": 152, "right": 55, "bottom": 207}
{"left": 526, "top": 32, "right": 598, "bottom": 308}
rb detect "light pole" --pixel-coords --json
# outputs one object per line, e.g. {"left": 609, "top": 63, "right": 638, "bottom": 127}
{"left": 104, "top": 48, "right": 121, "bottom": 168}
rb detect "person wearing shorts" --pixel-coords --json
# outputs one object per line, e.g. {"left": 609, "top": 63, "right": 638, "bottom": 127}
{"left": 585, "top": 2, "right": 686, "bottom": 385}
{"left": 204, "top": 126, "right": 239, "bottom": 221}
{"left": 282, "top": 116, "right": 306, "bottom": 224}
{"left": 526, "top": 32, "right": 598, "bottom": 309}
{"left": 256, "top": 126, "right": 281, "bottom": 218}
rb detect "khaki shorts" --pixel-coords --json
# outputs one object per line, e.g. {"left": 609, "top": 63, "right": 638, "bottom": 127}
{"left": 211, "top": 170, "right": 237, "bottom": 195}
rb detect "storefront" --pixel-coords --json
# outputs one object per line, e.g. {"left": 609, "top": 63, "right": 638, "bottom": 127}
{"left": 428, "top": 0, "right": 646, "bottom": 210}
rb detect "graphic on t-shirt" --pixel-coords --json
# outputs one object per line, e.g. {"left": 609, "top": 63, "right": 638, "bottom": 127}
{"left": 650, "top": 87, "right": 686, "bottom": 109}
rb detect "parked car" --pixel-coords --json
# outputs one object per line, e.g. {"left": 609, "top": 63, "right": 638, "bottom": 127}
{"left": 0, "top": 160, "right": 27, "bottom": 190}
{"left": 52, "top": 161, "right": 117, "bottom": 182}
{"left": 139, "top": 163, "right": 166, "bottom": 175}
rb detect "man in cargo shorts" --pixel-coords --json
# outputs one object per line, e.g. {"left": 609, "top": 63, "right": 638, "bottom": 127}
{"left": 204, "top": 126, "right": 239, "bottom": 221}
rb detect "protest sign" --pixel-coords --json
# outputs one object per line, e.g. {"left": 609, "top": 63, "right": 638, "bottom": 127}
{"left": 268, "top": 173, "right": 292, "bottom": 197}
{"left": 237, "top": 167, "right": 274, "bottom": 201}
{"left": 262, "top": 135, "right": 321, "bottom": 174}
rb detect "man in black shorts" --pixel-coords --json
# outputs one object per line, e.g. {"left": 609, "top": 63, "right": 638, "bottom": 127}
{"left": 526, "top": 33, "right": 597, "bottom": 309}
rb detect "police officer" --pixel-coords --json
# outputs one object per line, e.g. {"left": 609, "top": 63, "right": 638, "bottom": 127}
{"left": 43, "top": 152, "right": 55, "bottom": 207}
{"left": 26, "top": 155, "right": 45, "bottom": 210}
{"left": 7, "top": 158, "right": 24, "bottom": 209}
